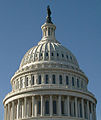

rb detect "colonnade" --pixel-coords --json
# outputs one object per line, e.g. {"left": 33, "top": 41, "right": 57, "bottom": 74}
{"left": 4, "top": 95, "right": 96, "bottom": 120}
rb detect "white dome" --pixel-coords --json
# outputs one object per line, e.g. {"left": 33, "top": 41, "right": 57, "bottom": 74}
{"left": 20, "top": 40, "right": 79, "bottom": 69}
{"left": 20, "top": 23, "right": 79, "bottom": 70}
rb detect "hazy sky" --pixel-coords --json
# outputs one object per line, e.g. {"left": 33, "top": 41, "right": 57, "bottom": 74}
{"left": 0, "top": 0, "right": 101, "bottom": 120}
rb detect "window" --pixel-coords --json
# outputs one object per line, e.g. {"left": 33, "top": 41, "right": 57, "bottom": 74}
{"left": 16, "top": 80, "right": 19, "bottom": 89}
{"left": 61, "top": 101, "right": 64, "bottom": 114}
{"left": 20, "top": 79, "right": 23, "bottom": 88}
{"left": 45, "top": 100, "right": 49, "bottom": 114}
{"left": 52, "top": 75, "right": 56, "bottom": 84}
{"left": 38, "top": 75, "right": 41, "bottom": 84}
{"left": 62, "top": 54, "right": 64, "bottom": 58}
{"left": 38, "top": 101, "right": 41, "bottom": 114}
{"left": 81, "top": 81, "right": 83, "bottom": 88}
{"left": 77, "top": 79, "right": 79, "bottom": 88}
{"left": 32, "top": 76, "right": 34, "bottom": 85}
{"left": 26, "top": 77, "right": 28, "bottom": 86}
{"left": 40, "top": 53, "right": 42, "bottom": 57}
{"left": 53, "top": 100, "right": 57, "bottom": 114}
{"left": 59, "top": 75, "right": 62, "bottom": 84}
{"left": 45, "top": 75, "right": 49, "bottom": 84}
{"left": 51, "top": 52, "right": 54, "bottom": 56}
{"left": 48, "top": 28, "right": 50, "bottom": 36}
{"left": 57, "top": 53, "right": 59, "bottom": 57}
{"left": 66, "top": 76, "right": 69, "bottom": 85}
{"left": 46, "top": 52, "right": 48, "bottom": 57}
{"left": 66, "top": 55, "right": 68, "bottom": 59}
{"left": 35, "top": 54, "right": 37, "bottom": 57}
{"left": 70, "top": 56, "right": 72, "bottom": 60}
{"left": 72, "top": 77, "right": 74, "bottom": 86}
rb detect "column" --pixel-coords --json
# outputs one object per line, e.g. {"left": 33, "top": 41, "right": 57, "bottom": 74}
{"left": 58, "top": 95, "right": 61, "bottom": 116}
{"left": 8, "top": 103, "right": 10, "bottom": 120}
{"left": 4, "top": 106, "right": 6, "bottom": 120}
{"left": 28, "top": 100, "right": 31, "bottom": 117}
{"left": 29, "top": 75, "right": 32, "bottom": 87}
{"left": 22, "top": 102, "right": 24, "bottom": 118}
{"left": 81, "top": 99, "right": 85, "bottom": 119}
{"left": 67, "top": 96, "right": 70, "bottom": 116}
{"left": 87, "top": 101, "right": 90, "bottom": 120}
{"left": 24, "top": 97, "right": 27, "bottom": 118}
{"left": 71, "top": 100, "right": 74, "bottom": 116}
{"left": 41, "top": 95, "right": 44, "bottom": 116}
{"left": 41, "top": 74, "right": 44, "bottom": 84}
{"left": 91, "top": 102, "right": 93, "bottom": 120}
{"left": 18, "top": 99, "right": 20, "bottom": 119}
{"left": 50, "top": 95, "right": 53, "bottom": 116}
{"left": 75, "top": 97, "right": 78, "bottom": 117}
{"left": 32, "top": 96, "right": 35, "bottom": 117}
{"left": 5, "top": 105, "right": 7, "bottom": 120}
{"left": 12, "top": 101, "right": 14, "bottom": 120}
{"left": 94, "top": 104, "right": 96, "bottom": 120}
{"left": 35, "top": 98, "right": 37, "bottom": 117}
{"left": 78, "top": 101, "right": 80, "bottom": 117}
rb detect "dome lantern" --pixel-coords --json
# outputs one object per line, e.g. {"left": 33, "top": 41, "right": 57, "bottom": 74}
{"left": 41, "top": 6, "right": 56, "bottom": 41}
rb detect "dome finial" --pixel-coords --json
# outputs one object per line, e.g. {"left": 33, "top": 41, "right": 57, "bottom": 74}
{"left": 46, "top": 5, "right": 53, "bottom": 24}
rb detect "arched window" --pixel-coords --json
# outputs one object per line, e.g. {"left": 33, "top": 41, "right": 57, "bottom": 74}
{"left": 59, "top": 75, "right": 62, "bottom": 84}
{"left": 66, "top": 55, "right": 68, "bottom": 59}
{"left": 40, "top": 53, "right": 42, "bottom": 57}
{"left": 52, "top": 75, "right": 56, "bottom": 84}
{"left": 81, "top": 81, "right": 83, "bottom": 88}
{"left": 57, "top": 53, "right": 59, "bottom": 57}
{"left": 38, "top": 101, "right": 41, "bottom": 114}
{"left": 53, "top": 100, "right": 57, "bottom": 114}
{"left": 66, "top": 76, "right": 69, "bottom": 85}
{"left": 70, "top": 56, "right": 72, "bottom": 60}
{"left": 72, "top": 77, "right": 74, "bottom": 86}
{"left": 45, "top": 100, "right": 49, "bottom": 114}
{"left": 51, "top": 52, "right": 54, "bottom": 56}
{"left": 46, "top": 52, "right": 48, "bottom": 57}
{"left": 38, "top": 75, "right": 41, "bottom": 84}
{"left": 32, "top": 76, "right": 34, "bottom": 85}
{"left": 26, "top": 77, "right": 28, "bottom": 86}
{"left": 48, "top": 28, "right": 50, "bottom": 36}
{"left": 77, "top": 79, "right": 79, "bottom": 88}
{"left": 61, "top": 101, "right": 64, "bottom": 114}
{"left": 45, "top": 75, "right": 49, "bottom": 84}
{"left": 62, "top": 54, "right": 64, "bottom": 58}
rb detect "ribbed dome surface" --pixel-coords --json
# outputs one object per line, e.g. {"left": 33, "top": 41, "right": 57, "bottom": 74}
{"left": 20, "top": 39, "right": 79, "bottom": 69}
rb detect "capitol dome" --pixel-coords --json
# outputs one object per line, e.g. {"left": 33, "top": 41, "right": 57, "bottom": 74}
{"left": 20, "top": 31, "right": 79, "bottom": 69}
{"left": 3, "top": 6, "right": 97, "bottom": 120}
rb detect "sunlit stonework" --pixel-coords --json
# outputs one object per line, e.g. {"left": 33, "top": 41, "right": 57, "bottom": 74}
{"left": 3, "top": 6, "right": 97, "bottom": 120}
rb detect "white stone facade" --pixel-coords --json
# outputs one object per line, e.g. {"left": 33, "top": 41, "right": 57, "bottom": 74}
{"left": 3, "top": 8, "right": 97, "bottom": 120}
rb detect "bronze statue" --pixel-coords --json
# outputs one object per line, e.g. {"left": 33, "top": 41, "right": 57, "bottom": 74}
{"left": 46, "top": 5, "right": 53, "bottom": 24}
{"left": 47, "top": 5, "right": 51, "bottom": 18}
